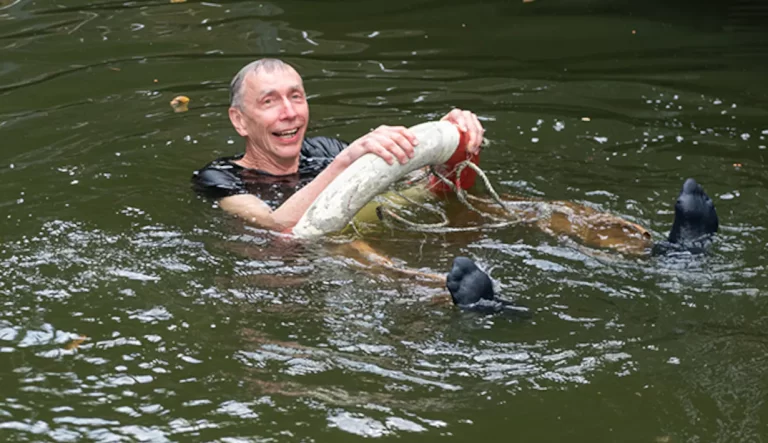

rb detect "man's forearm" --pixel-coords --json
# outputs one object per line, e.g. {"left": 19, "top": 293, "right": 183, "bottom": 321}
{"left": 269, "top": 153, "right": 353, "bottom": 230}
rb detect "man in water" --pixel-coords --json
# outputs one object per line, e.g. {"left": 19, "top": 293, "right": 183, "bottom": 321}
{"left": 192, "top": 58, "right": 485, "bottom": 231}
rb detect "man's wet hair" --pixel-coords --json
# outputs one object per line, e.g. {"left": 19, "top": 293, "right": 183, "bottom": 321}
{"left": 229, "top": 58, "right": 296, "bottom": 109}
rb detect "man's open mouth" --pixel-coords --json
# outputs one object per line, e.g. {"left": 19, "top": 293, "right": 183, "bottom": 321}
{"left": 274, "top": 128, "right": 299, "bottom": 138}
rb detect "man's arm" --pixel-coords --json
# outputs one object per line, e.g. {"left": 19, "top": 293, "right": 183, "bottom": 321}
{"left": 219, "top": 124, "right": 419, "bottom": 232}
{"left": 219, "top": 109, "right": 484, "bottom": 232}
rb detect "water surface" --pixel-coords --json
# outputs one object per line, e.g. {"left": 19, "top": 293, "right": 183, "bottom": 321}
{"left": 1, "top": 0, "right": 768, "bottom": 441}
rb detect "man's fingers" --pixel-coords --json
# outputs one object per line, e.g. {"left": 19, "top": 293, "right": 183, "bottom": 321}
{"left": 446, "top": 108, "right": 469, "bottom": 132}
{"left": 376, "top": 134, "right": 411, "bottom": 164}
{"left": 369, "top": 126, "right": 417, "bottom": 164}
{"left": 391, "top": 126, "right": 419, "bottom": 147}
{"left": 456, "top": 110, "right": 484, "bottom": 153}
{"left": 472, "top": 113, "right": 486, "bottom": 154}
{"left": 471, "top": 112, "right": 483, "bottom": 137}
{"left": 375, "top": 126, "right": 418, "bottom": 148}
{"left": 366, "top": 140, "right": 395, "bottom": 165}
{"left": 464, "top": 126, "right": 477, "bottom": 154}
{"left": 388, "top": 131, "right": 416, "bottom": 159}
{"left": 366, "top": 133, "right": 407, "bottom": 165}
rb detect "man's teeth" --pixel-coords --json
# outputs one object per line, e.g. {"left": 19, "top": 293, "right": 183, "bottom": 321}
{"left": 275, "top": 129, "right": 299, "bottom": 137}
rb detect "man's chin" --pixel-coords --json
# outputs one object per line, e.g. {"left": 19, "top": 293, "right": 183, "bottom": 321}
{"left": 270, "top": 141, "right": 303, "bottom": 162}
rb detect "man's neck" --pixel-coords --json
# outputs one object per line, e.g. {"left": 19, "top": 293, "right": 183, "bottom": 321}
{"left": 235, "top": 144, "right": 300, "bottom": 176}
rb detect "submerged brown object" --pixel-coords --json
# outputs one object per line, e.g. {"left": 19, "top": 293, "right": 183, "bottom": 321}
{"left": 170, "top": 95, "right": 190, "bottom": 113}
{"left": 480, "top": 195, "right": 653, "bottom": 255}
{"left": 542, "top": 201, "right": 651, "bottom": 254}
{"left": 342, "top": 239, "right": 446, "bottom": 283}
{"left": 341, "top": 196, "right": 652, "bottom": 295}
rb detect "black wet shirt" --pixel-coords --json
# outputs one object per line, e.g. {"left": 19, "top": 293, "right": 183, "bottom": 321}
{"left": 192, "top": 136, "right": 348, "bottom": 209}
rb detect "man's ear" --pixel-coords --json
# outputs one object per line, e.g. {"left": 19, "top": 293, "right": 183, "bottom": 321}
{"left": 228, "top": 107, "right": 248, "bottom": 137}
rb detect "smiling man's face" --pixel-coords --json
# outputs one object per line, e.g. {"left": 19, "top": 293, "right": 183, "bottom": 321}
{"left": 231, "top": 65, "right": 309, "bottom": 166}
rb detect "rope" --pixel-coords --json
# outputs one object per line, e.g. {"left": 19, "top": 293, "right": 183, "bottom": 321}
{"left": 375, "top": 158, "right": 550, "bottom": 234}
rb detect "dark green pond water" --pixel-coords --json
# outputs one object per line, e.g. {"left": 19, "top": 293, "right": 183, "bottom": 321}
{"left": 2, "top": 0, "right": 768, "bottom": 441}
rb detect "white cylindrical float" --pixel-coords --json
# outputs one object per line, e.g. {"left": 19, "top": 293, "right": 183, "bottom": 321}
{"left": 291, "top": 121, "right": 462, "bottom": 240}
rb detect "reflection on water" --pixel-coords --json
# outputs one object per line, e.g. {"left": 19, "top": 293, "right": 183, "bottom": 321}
{"left": 1, "top": 0, "right": 767, "bottom": 440}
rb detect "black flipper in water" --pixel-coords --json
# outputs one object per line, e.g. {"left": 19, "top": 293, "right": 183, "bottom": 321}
{"left": 446, "top": 257, "right": 531, "bottom": 316}
{"left": 653, "top": 178, "right": 719, "bottom": 255}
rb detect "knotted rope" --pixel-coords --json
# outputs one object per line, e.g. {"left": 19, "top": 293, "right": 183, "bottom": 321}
{"left": 375, "top": 158, "right": 551, "bottom": 234}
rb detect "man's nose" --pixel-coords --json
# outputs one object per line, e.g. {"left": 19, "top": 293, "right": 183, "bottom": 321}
{"left": 280, "top": 98, "right": 298, "bottom": 119}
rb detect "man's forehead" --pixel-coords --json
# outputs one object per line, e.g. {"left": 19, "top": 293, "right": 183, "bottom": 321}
{"left": 244, "top": 67, "right": 304, "bottom": 94}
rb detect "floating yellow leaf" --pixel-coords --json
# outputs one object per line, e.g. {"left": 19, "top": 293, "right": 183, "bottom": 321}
{"left": 64, "top": 335, "right": 88, "bottom": 351}
{"left": 170, "top": 95, "right": 190, "bottom": 113}
{"left": 171, "top": 0, "right": 186, "bottom": 3}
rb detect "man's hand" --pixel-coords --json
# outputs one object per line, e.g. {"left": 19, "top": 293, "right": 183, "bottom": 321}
{"left": 441, "top": 108, "right": 485, "bottom": 155}
{"left": 342, "top": 125, "right": 419, "bottom": 166}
